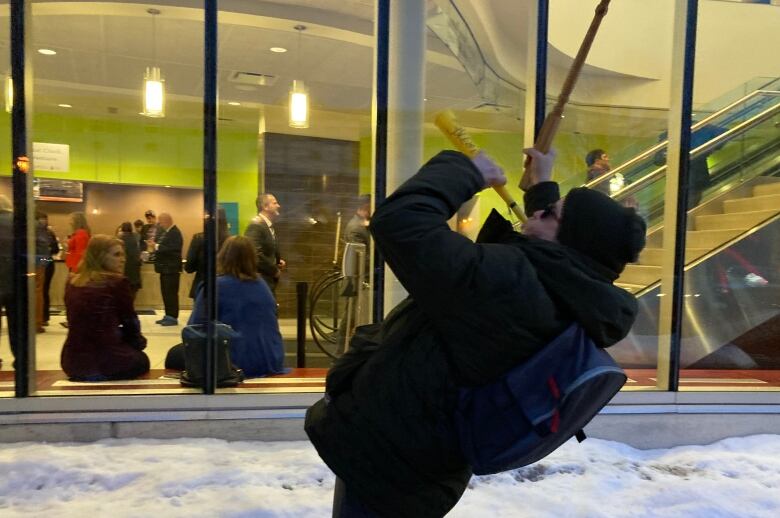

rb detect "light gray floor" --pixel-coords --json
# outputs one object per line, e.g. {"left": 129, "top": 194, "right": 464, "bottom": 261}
{"left": 0, "top": 311, "right": 301, "bottom": 371}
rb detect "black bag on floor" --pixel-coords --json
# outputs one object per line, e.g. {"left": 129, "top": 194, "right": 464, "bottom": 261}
{"left": 180, "top": 323, "right": 245, "bottom": 388}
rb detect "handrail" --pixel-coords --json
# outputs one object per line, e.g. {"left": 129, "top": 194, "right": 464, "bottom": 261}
{"left": 632, "top": 210, "right": 780, "bottom": 299}
{"left": 604, "top": 100, "right": 780, "bottom": 200}
{"left": 585, "top": 89, "right": 780, "bottom": 191}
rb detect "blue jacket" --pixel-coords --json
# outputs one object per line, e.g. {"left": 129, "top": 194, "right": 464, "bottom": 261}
{"left": 189, "top": 275, "right": 286, "bottom": 377}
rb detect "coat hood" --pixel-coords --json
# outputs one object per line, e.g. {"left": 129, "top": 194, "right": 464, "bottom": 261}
{"left": 478, "top": 209, "right": 638, "bottom": 347}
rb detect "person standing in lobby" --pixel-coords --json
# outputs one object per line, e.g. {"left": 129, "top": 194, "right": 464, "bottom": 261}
{"left": 185, "top": 207, "right": 230, "bottom": 299}
{"left": 118, "top": 221, "right": 142, "bottom": 301}
{"left": 65, "top": 212, "right": 90, "bottom": 273}
{"left": 245, "top": 193, "right": 285, "bottom": 293}
{"left": 40, "top": 213, "right": 60, "bottom": 327}
{"left": 148, "top": 212, "right": 183, "bottom": 326}
{"left": 139, "top": 210, "right": 161, "bottom": 252}
{"left": 0, "top": 195, "right": 16, "bottom": 366}
{"left": 34, "top": 212, "right": 53, "bottom": 333}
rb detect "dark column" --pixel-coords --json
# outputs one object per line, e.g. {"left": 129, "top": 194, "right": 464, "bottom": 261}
{"left": 202, "top": 0, "right": 218, "bottom": 394}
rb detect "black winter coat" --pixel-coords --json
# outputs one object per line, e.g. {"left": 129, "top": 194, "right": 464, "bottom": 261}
{"left": 305, "top": 151, "right": 639, "bottom": 518}
{"left": 120, "top": 232, "right": 142, "bottom": 289}
{"left": 153, "top": 225, "right": 183, "bottom": 275}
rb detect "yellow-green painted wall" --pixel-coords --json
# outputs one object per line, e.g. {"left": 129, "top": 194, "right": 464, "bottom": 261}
{"left": 0, "top": 112, "right": 259, "bottom": 227}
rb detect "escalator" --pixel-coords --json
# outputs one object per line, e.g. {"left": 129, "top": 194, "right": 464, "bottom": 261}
{"left": 584, "top": 88, "right": 780, "bottom": 368}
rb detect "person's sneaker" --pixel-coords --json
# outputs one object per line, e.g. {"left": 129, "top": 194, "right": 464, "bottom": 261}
{"left": 155, "top": 317, "right": 166, "bottom": 324}
{"left": 159, "top": 316, "right": 179, "bottom": 327}
{"left": 744, "top": 273, "right": 769, "bottom": 287}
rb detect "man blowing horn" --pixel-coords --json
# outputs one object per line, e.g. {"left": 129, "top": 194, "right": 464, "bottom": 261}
{"left": 306, "top": 147, "right": 646, "bottom": 518}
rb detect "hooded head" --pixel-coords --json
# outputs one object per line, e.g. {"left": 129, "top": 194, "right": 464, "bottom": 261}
{"left": 557, "top": 187, "right": 646, "bottom": 276}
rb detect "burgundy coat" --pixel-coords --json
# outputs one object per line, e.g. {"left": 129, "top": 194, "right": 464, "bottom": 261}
{"left": 61, "top": 275, "right": 149, "bottom": 380}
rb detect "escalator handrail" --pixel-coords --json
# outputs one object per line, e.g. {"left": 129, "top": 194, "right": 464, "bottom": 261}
{"left": 606, "top": 100, "right": 780, "bottom": 200}
{"left": 585, "top": 89, "right": 780, "bottom": 192}
{"left": 632, "top": 209, "right": 780, "bottom": 299}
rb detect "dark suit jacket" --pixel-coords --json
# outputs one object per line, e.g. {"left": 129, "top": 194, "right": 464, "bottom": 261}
{"left": 185, "top": 232, "right": 204, "bottom": 298}
{"left": 244, "top": 217, "right": 281, "bottom": 289}
{"left": 153, "top": 225, "right": 183, "bottom": 274}
{"left": 120, "top": 232, "right": 142, "bottom": 288}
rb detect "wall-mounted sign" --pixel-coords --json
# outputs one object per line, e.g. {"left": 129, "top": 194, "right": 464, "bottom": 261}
{"left": 33, "top": 178, "right": 84, "bottom": 202}
{"left": 32, "top": 142, "right": 70, "bottom": 172}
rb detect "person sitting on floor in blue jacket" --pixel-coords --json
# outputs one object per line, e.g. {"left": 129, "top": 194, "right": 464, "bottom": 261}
{"left": 187, "top": 235, "right": 288, "bottom": 378}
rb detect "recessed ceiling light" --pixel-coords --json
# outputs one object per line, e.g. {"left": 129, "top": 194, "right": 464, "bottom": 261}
{"left": 270, "top": 47, "right": 287, "bottom": 53}
{"left": 57, "top": 103, "right": 72, "bottom": 108}
{"left": 38, "top": 48, "right": 57, "bottom": 55}
{"left": 228, "top": 101, "right": 241, "bottom": 106}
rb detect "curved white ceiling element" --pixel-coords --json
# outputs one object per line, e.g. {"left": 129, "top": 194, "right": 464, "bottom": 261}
{"left": 448, "top": 0, "right": 780, "bottom": 109}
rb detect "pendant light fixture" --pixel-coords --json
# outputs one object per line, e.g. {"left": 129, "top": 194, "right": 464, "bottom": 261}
{"left": 142, "top": 8, "right": 165, "bottom": 118}
{"left": 4, "top": 73, "right": 12, "bottom": 113}
{"left": 288, "top": 25, "right": 309, "bottom": 129}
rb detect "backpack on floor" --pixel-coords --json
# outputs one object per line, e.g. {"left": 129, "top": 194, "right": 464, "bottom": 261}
{"left": 180, "top": 322, "right": 245, "bottom": 388}
{"left": 455, "top": 323, "right": 626, "bottom": 475}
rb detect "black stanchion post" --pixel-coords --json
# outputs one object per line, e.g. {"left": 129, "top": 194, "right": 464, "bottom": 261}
{"left": 296, "top": 282, "right": 308, "bottom": 368}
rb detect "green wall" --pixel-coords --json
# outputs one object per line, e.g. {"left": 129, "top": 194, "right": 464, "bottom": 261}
{"left": 0, "top": 112, "right": 259, "bottom": 228}
{"left": 2, "top": 110, "right": 653, "bottom": 232}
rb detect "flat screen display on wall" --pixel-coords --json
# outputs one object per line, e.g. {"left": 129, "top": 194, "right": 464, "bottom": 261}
{"left": 33, "top": 179, "right": 84, "bottom": 202}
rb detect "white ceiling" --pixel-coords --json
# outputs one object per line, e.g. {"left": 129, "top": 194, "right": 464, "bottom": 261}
{"left": 0, "top": 0, "right": 506, "bottom": 137}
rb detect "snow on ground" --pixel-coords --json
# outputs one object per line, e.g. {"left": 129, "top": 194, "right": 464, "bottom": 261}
{"left": 0, "top": 435, "right": 779, "bottom": 517}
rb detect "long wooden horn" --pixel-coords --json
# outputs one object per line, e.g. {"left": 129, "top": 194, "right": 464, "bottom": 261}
{"left": 434, "top": 110, "right": 526, "bottom": 222}
{"left": 520, "top": 0, "right": 611, "bottom": 191}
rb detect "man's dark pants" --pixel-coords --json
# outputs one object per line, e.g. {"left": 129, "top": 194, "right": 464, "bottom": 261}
{"left": 160, "top": 273, "right": 180, "bottom": 319}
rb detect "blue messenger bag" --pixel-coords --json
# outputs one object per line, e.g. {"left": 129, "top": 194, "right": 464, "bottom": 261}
{"left": 455, "top": 323, "right": 626, "bottom": 475}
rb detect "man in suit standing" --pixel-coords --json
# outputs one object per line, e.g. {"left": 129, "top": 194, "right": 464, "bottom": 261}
{"left": 245, "top": 193, "right": 285, "bottom": 293}
{"left": 148, "top": 212, "right": 183, "bottom": 326}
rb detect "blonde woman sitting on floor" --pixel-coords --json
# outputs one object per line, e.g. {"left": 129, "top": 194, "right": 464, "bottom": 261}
{"left": 61, "top": 234, "right": 149, "bottom": 381}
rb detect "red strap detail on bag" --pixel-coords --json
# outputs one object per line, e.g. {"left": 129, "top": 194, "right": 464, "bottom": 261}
{"left": 547, "top": 376, "right": 560, "bottom": 399}
{"left": 550, "top": 409, "right": 560, "bottom": 433}
{"left": 547, "top": 376, "right": 560, "bottom": 433}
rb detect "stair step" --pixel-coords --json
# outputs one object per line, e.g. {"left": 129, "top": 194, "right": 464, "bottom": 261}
{"left": 619, "top": 264, "right": 661, "bottom": 286}
{"left": 753, "top": 182, "right": 780, "bottom": 197}
{"left": 639, "top": 247, "right": 710, "bottom": 266}
{"left": 695, "top": 210, "right": 777, "bottom": 231}
{"left": 615, "top": 282, "right": 649, "bottom": 294}
{"left": 723, "top": 193, "right": 780, "bottom": 214}
{"left": 686, "top": 228, "right": 742, "bottom": 249}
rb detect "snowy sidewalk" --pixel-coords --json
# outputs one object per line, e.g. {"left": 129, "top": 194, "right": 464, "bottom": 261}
{"left": 1, "top": 435, "right": 779, "bottom": 517}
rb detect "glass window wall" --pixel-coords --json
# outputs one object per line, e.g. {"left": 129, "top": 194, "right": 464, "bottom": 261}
{"left": 546, "top": 1, "right": 676, "bottom": 390}
{"left": 214, "top": 0, "right": 376, "bottom": 393}
{"left": 29, "top": 1, "right": 204, "bottom": 395}
{"left": 679, "top": 0, "right": 780, "bottom": 390}
{"left": 3, "top": 0, "right": 777, "bottom": 401}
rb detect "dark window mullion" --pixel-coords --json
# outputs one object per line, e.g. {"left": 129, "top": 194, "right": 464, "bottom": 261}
{"left": 668, "top": 0, "right": 699, "bottom": 392}
{"left": 371, "top": 0, "right": 389, "bottom": 324}
{"left": 11, "top": 0, "right": 31, "bottom": 398}
{"left": 202, "top": 0, "right": 218, "bottom": 394}
{"left": 534, "top": 0, "right": 549, "bottom": 139}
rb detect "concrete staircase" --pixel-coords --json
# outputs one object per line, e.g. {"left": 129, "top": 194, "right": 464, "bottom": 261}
{"left": 618, "top": 181, "right": 780, "bottom": 290}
